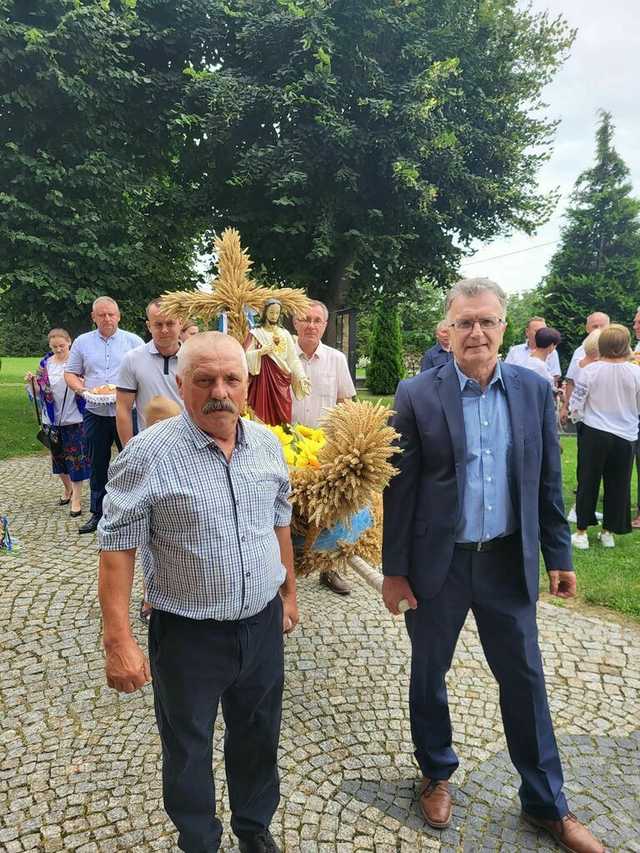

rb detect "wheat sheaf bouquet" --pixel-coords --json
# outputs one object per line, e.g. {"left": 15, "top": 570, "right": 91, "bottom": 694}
{"left": 267, "top": 401, "right": 399, "bottom": 577}
{"left": 159, "top": 226, "right": 400, "bottom": 577}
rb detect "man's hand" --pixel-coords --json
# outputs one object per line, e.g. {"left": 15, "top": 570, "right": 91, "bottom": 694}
{"left": 280, "top": 591, "right": 299, "bottom": 634}
{"left": 548, "top": 570, "right": 576, "bottom": 599}
{"left": 105, "top": 636, "right": 151, "bottom": 693}
{"left": 559, "top": 405, "right": 569, "bottom": 426}
{"left": 382, "top": 576, "right": 418, "bottom": 616}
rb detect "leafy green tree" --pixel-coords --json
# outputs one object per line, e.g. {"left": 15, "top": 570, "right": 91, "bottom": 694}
{"left": 0, "top": 0, "right": 237, "bottom": 333}
{"left": 541, "top": 111, "right": 640, "bottom": 364}
{"left": 501, "top": 288, "right": 544, "bottom": 355}
{"left": 367, "top": 303, "right": 404, "bottom": 395}
{"left": 194, "top": 0, "right": 574, "bottom": 324}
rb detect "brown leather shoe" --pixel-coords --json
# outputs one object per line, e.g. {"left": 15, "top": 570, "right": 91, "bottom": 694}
{"left": 419, "top": 777, "right": 452, "bottom": 829}
{"left": 522, "top": 811, "right": 605, "bottom": 852}
{"left": 319, "top": 570, "right": 351, "bottom": 596}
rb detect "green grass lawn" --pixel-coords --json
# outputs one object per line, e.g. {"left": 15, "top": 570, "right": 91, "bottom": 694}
{"left": 2, "top": 357, "right": 639, "bottom": 620}
{"left": 0, "top": 356, "right": 47, "bottom": 460}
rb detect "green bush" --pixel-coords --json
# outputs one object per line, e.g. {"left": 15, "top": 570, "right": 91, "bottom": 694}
{"left": 0, "top": 310, "right": 50, "bottom": 356}
{"left": 367, "top": 303, "right": 404, "bottom": 395}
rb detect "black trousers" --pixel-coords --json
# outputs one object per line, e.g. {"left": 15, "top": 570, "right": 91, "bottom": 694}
{"left": 576, "top": 423, "right": 634, "bottom": 533}
{"left": 149, "top": 596, "right": 284, "bottom": 853}
{"left": 83, "top": 411, "right": 121, "bottom": 516}
{"left": 406, "top": 539, "right": 568, "bottom": 821}
{"left": 635, "top": 431, "right": 640, "bottom": 513}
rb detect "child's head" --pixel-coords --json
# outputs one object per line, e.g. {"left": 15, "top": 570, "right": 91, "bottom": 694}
{"left": 144, "top": 395, "right": 182, "bottom": 427}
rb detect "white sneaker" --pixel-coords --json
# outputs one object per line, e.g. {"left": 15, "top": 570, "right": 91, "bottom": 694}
{"left": 595, "top": 511, "right": 603, "bottom": 520}
{"left": 567, "top": 505, "right": 577, "bottom": 523}
{"left": 598, "top": 531, "right": 615, "bottom": 548}
{"left": 571, "top": 531, "right": 589, "bottom": 550}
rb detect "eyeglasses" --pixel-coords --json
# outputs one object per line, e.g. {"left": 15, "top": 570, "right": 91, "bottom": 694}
{"left": 299, "top": 318, "right": 326, "bottom": 326}
{"left": 448, "top": 317, "right": 505, "bottom": 332}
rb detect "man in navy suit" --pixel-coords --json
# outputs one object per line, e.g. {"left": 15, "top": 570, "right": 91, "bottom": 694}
{"left": 420, "top": 320, "right": 453, "bottom": 371}
{"left": 382, "top": 279, "right": 603, "bottom": 853}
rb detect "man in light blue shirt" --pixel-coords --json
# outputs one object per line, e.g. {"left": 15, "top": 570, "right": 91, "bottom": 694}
{"left": 65, "top": 297, "right": 143, "bottom": 533}
{"left": 453, "top": 360, "right": 517, "bottom": 543}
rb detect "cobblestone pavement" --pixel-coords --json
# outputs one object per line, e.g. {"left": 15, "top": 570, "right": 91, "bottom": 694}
{"left": 1, "top": 454, "right": 639, "bottom": 852}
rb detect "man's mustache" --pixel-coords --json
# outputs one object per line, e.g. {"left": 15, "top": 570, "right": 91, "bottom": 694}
{"left": 201, "top": 399, "right": 238, "bottom": 415}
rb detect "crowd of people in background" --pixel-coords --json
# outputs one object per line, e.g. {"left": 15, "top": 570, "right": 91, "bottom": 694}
{"left": 26, "top": 295, "right": 640, "bottom": 558}
{"left": 421, "top": 305, "right": 640, "bottom": 549}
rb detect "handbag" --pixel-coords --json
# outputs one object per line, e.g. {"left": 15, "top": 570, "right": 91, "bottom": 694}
{"left": 30, "top": 378, "right": 66, "bottom": 454}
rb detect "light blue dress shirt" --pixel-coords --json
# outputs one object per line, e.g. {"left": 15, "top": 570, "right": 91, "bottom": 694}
{"left": 66, "top": 328, "right": 144, "bottom": 417}
{"left": 454, "top": 361, "right": 518, "bottom": 543}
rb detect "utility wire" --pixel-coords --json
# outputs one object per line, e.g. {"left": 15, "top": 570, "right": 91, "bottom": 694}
{"left": 460, "top": 240, "right": 559, "bottom": 266}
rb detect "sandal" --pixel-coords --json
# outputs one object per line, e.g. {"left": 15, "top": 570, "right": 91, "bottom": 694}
{"left": 139, "top": 600, "right": 152, "bottom": 624}
{"left": 59, "top": 496, "right": 72, "bottom": 506}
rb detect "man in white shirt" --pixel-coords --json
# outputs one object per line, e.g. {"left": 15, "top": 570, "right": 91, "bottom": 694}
{"left": 116, "top": 299, "right": 183, "bottom": 445}
{"left": 505, "top": 316, "right": 561, "bottom": 379}
{"left": 633, "top": 307, "right": 640, "bottom": 529}
{"left": 560, "top": 311, "right": 610, "bottom": 425}
{"left": 523, "top": 327, "right": 561, "bottom": 388}
{"left": 292, "top": 300, "right": 356, "bottom": 595}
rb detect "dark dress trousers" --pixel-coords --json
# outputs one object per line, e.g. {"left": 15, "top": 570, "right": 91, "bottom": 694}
{"left": 420, "top": 343, "right": 453, "bottom": 372}
{"left": 383, "top": 360, "right": 573, "bottom": 821}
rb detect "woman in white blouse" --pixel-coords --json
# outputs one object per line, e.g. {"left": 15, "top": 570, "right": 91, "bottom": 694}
{"left": 26, "top": 328, "right": 90, "bottom": 516}
{"left": 570, "top": 324, "right": 640, "bottom": 549}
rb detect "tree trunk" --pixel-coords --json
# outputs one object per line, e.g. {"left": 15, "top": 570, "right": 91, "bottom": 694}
{"left": 324, "top": 251, "right": 355, "bottom": 348}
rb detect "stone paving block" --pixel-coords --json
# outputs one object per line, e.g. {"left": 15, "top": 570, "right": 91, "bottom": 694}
{"left": 1, "top": 454, "right": 639, "bottom": 851}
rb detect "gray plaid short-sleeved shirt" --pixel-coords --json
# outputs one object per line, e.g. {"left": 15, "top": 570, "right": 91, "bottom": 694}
{"left": 98, "top": 411, "right": 292, "bottom": 620}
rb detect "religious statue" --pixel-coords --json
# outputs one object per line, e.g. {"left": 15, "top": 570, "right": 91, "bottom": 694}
{"left": 245, "top": 299, "right": 311, "bottom": 425}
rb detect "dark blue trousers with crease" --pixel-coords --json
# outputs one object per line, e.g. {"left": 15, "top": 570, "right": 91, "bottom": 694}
{"left": 405, "top": 538, "right": 569, "bottom": 821}
{"left": 149, "top": 595, "right": 284, "bottom": 853}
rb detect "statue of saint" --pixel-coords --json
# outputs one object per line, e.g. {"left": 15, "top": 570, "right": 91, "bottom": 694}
{"left": 245, "top": 299, "right": 311, "bottom": 425}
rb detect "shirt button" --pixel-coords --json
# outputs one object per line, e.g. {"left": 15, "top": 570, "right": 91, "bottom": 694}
{"left": 483, "top": 421, "right": 489, "bottom": 426}
{"left": 486, "top": 476, "right": 492, "bottom": 482}
{"left": 246, "top": 572, "right": 251, "bottom": 578}
{"left": 241, "top": 535, "right": 246, "bottom": 542}
{"left": 487, "top": 505, "right": 493, "bottom": 511}
{"left": 244, "top": 606, "right": 249, "bottom": 611}
{"left": 485, "top": 449, "right": 492, "bottom": 455}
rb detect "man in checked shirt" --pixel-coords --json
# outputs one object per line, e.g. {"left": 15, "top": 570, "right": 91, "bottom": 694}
{"left": 98, "top": 331, "right": 298, "bottom": 853}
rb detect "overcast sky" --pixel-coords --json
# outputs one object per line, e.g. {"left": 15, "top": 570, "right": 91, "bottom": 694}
{"left": 458, "top": 0, "right": 640, "bottom": 294}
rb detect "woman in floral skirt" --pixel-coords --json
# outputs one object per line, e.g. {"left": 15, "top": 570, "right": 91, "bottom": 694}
{"left": 26, "top": 328, "right": 90, "bottom": 516}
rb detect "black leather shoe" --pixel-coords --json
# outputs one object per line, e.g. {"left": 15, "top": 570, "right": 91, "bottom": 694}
{"left": 238, "top": 830, "right": 281, "bottom": 853}
{"left": 78, "top": 514, "right": 100, "bottom": 534}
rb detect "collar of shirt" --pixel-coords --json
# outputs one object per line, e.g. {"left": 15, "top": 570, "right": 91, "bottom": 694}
{"left": 146, "top": 339, "right": 180, "bottom": 357}
{"left": 96, "top": 329, "right": 120, "bottom": 344}
{"left": 296, "top": 341, "right": 326, "bottom": 363}
{"left": 180, "top": 409, "right": 248, "bottom": 452}
{"left": 453, "top": 360, "right": 505, "bottom": 394}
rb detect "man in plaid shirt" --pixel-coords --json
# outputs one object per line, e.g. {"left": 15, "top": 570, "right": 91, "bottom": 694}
{"left": 98, "top": 332, "right": 297, "bottom": 853}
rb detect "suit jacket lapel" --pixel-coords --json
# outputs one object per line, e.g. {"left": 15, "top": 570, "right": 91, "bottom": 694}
{"left": 502, "top": 364, "right": 524, "bottom": 514}
{"left": 436, "top": 362, "right": 467, "bottom": 521}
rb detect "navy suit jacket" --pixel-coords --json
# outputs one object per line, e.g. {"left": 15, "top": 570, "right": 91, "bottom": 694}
{"left": 420, "top": 343, "right": 453, "bottom": 371}
{"left": 382, "top": 360, "right": 572, "bottom": 603}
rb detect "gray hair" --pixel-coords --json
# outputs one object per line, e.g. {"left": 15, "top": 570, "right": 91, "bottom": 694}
{"left": 92, "top": 296, "right": 119, "bottom": 313}
{"left": 445, "top": 278, "right": 507, "bottom": 316}
{"left": 308, "top": 299, "right": 329, "bottom": 321}
{"left": 176, "top": 331, "right": 249, "bottom": 379}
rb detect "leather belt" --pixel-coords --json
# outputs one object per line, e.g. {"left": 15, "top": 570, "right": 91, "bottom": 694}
{"left": 455, "top": 531, "right": 519, "bottom": 553}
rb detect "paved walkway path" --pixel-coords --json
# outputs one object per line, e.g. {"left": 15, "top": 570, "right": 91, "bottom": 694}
{"left": 1, "top": 454, "right": 639, "bottom": 852}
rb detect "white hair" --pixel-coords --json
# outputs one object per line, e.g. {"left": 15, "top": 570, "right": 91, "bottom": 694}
{"left": 92, "top": 296, "right": 120, "bottom": 313}
{"left": 307, "top": 300, "right": 329, "bottom": 321}
{"left": 445, "top": 277, "right": 507, "bottom": 315}
{"left": 176, "top": 331, "right": 248, "bottom": 378}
